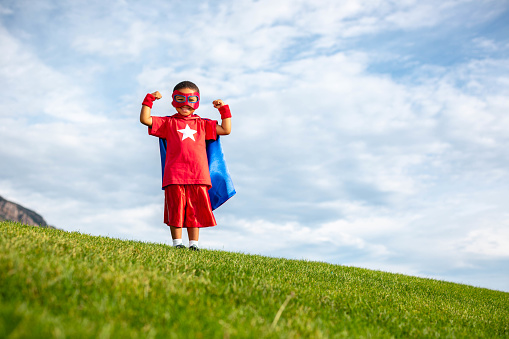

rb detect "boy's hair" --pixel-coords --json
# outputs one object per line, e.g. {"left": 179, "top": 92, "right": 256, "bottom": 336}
{"left": 173, "top": 81, "right": 200, "bottom": 94}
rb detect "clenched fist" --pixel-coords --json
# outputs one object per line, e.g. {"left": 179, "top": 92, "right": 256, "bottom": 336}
{"left": 213, "top": 99, "right": 224, "bottom": 109}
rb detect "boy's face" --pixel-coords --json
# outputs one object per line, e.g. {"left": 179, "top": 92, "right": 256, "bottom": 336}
{"left": 173, "top": 88, "right": 199, "bottom": 116}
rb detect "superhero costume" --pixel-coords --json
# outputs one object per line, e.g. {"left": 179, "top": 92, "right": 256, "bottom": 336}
{"left": 153, "top": 115, "right": 236, "bottom": 211}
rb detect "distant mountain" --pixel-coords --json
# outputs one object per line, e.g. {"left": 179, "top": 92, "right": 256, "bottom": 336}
{"left": 0, "top": 195, "right": 50, "bottom": 227}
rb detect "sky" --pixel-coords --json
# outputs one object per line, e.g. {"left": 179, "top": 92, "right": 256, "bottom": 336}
{"left": 1, "top": 0, "right": 508, "bottom": 292}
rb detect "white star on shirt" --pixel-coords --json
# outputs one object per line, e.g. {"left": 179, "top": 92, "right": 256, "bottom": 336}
{"left": 177, "top": 124, "right": 197, "bottom": 141}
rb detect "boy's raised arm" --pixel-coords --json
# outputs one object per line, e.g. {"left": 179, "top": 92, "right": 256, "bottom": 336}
{"left": 214, "top": 99, "right": 232, "bottom": 135}
{"left": 140, "top": 91, "right": 162, "bottom": 127}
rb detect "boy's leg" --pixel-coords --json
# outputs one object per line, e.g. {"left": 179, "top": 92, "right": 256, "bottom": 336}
{"left": 164, "top": 185, "right": 186, "bottom": 248}
{"left": 188, "top": 228, "right": 199, "bottom": 251}
{"left": 187, "top": 227, "right": 199, "bottom": 241}
{"left": 185, "top": 185, "right": 214, "bottom": 251}
{"left": 170, "top": 226, "right": 183, "bottom": 240}
{"left": 170, "top": 226, "right": 185, "bottom": 248}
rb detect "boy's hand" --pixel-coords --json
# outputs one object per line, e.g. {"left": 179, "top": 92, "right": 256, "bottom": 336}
{"left": 213, "top": 99, "right": 224, "bottom": 108}
{"left": 152, "top": 91, "right": 162, "bottom": 100}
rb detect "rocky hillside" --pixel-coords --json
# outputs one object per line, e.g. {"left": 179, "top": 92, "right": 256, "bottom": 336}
{"left": 0, "top": 195, "right": 50, "bottom": 227}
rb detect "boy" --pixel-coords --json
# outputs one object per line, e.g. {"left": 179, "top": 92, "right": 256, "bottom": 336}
{"left": 140, "top": 81, "right": 232, "bottom": 251}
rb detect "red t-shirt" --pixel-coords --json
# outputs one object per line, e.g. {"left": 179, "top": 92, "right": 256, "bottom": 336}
{"left": 149, "top": 114, "right": 217, "bottom": 187}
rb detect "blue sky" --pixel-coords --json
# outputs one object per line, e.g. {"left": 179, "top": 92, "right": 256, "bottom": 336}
{"left": 1, "top": 0, "right": 508, "bottom": 292}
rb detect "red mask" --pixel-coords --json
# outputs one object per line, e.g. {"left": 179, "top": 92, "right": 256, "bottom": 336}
{"left": 171, "top": 90, "right": 200, "bottom": 110}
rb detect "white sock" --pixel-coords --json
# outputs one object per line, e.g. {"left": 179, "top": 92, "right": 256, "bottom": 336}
{"left": 189, "top": 240, "right": 199, "bottom": 248}
{"left": 172, "top": 238, "right": 183, "bottom": 247}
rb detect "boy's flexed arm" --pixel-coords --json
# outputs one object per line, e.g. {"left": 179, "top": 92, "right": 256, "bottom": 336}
{"left": 140, "top": 91, "right": 162, "bottom": 127}
{"left": 213, "top": 99, "right": 231, "bottom": 135}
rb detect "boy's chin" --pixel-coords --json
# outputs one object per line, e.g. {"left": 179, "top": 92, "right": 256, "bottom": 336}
{"left": 177, "top": 107, "right": 195, "bottom": 115}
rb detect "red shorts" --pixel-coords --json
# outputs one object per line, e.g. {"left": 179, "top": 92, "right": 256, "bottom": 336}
{"left": 164, "top": 184, "right": 217, "bottom": 228}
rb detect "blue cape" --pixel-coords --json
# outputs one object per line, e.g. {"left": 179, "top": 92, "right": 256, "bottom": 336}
{"left": 158, "top": 135, "right": 236, "bottom": 210}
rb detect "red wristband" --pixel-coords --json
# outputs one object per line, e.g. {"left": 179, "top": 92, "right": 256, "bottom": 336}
{"left": 142, "top": 93, "right": 156, "bottom": 108}
{"left": 218, "top": 105, "right": 232, "bottom": 119}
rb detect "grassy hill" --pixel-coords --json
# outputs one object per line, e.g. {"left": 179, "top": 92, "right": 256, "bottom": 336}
{"left": 1, "top": 221, "right": 508, "bottom": 338}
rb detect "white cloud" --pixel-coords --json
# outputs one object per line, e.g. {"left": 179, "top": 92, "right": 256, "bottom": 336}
{"left": 458, "top": 226, "right": 509, "bottom": 258}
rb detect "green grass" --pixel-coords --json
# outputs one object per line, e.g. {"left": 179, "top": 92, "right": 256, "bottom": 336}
{"left": 1, "top": 221, "right": 508, "bottom": 338}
